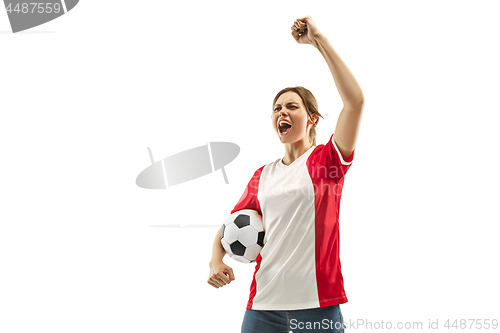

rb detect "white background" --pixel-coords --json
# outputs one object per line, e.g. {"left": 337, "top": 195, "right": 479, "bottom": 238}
{"left": 1, "top": 1, "right": 499, "bottom": 332}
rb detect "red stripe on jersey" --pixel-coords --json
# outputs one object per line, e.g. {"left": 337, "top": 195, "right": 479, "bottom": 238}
{"left": 247, "top": 253, "right": 262, "bottom": 309}
{"left": 230, "top": 166, "right": 265, "bottom": 215}
{"left": 229, "top": 166, "right": 265, "bottom": 309}
{"left": 313, "top": 178, "right": 348, "bottom": 306}
{"left": 307, "top": 134, "right": 353, "bottom": 307}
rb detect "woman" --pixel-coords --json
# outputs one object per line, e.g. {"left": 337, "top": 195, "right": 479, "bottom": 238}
{"left": 208, "top": 15, "right": 364, "bottom": 333}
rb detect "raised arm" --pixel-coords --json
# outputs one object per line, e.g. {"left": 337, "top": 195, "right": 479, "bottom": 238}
{"left": 291, "top": 15, "right": 364, "bottom": 160}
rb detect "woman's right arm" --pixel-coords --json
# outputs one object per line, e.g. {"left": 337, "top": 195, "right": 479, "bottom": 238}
{"left": 207, "top": 225, "right": 235, "bottom": 288}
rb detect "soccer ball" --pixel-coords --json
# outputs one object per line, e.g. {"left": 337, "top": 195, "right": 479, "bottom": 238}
{"left": 221, "top": 209, "right": 264, "bottom": 263}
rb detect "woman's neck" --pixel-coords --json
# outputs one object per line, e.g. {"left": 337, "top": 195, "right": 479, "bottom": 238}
{"left": 281, "top": 140, "right": 313, "bottom": 165}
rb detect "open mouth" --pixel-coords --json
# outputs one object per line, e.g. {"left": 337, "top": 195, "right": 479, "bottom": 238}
{"left": 279, "top": 122, "right": 292, "bottom": 135}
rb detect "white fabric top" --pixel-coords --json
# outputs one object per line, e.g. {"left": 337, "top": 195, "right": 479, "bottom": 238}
{"left": 231, "top": 134, "right": 354, "bottom": 310}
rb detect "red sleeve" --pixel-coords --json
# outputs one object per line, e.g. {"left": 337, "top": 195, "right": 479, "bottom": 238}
{"left": 230, "top": 165, "right": 265, "bottom": 215}
{"left": 308, "top": 134, "right": 355, "bottom": 181}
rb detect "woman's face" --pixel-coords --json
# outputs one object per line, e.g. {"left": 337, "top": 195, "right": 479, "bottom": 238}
{"left": 272, "top": 91, "right": 315, "bottom": 145}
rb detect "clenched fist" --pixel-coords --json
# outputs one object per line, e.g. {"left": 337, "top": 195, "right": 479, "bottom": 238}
{"left": 291, "top": 15, "right": 322, "bottom": 45}
{"left": 208, "top": 261, "right": 235, "bottom": 289}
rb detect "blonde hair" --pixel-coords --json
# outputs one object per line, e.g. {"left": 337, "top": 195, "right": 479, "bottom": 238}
{"left": 272, "top": 86, "right": 324, "bottom": 146}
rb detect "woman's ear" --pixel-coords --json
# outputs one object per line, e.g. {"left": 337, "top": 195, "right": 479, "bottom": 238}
{"left": 309, "top": 113, "right": 318, "bottom": 124}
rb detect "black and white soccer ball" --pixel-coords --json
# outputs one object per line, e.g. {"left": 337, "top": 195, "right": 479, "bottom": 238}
{"left": 221, "top": 209, "right": 264, "bottom": 263}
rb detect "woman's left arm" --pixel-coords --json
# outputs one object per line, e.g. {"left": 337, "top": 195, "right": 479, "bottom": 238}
{"left": 292, "top": 16, "right": 364, "bottom": 159}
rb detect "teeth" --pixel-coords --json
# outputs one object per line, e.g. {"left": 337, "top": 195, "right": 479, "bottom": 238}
{"left": 279, "top": 121, "right": 292, "bottom": 134}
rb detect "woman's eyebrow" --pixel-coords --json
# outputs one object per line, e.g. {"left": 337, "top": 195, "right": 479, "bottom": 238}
{"left": 274, "top": 101, "right": 299, "bottom": 107}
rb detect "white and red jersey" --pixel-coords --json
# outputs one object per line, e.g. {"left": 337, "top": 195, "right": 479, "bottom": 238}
{"left": 231, "top": 134, "right": 355, "bottom": 311}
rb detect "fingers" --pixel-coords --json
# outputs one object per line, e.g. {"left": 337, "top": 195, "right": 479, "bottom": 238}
{"left": 207, "top": 270, "right": 234, "bottom": 289}
{"left": 291, "top": 21, "right": 307, "bottom": 41}
{"left": 207, "top": 276, "right": 223, "bottom": 288}
{"left": 210, "top": 273, "right": 226, "bottom": 288}
{"left": 207, "top": 280, "right": 219, "bottom": 288}
{"left": 225, "top": 268, "right": 235, "bottom": 282}
{"left": 291, "top": 21, "right": 307, "bottom": 33}
{"left": 291, "top": 25, "right": 307, "bottom": 44}
{"left": 217, "top": 271, "right": 230, "bottom": 284}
